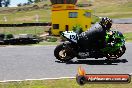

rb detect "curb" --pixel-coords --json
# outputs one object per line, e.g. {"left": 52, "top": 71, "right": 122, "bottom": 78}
{"left": 0, "top": 77, "right": 76, "bottom": 83}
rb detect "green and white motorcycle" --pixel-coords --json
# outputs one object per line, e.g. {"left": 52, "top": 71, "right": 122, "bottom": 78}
{"left": 54, "top": 19, "right": 126, "bottom": 62}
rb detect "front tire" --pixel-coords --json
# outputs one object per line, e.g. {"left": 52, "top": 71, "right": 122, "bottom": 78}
{"left": 54, "top": 43, "right": 74, "bottom": 62}
{"left": 106, "top": 45, "right": 126, "bottom": 59}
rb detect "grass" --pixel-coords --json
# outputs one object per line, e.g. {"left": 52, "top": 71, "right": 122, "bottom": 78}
{"left": 0, "top": 78, "right": 132, "bottom": 88}
{"left": 0, "top": 26, "right": 49, "bottom": 35}
{"left": 32, "top": 41, "right": 60, "bottom": 46}
{"left": 94, "top": 2, "right": 132, "bottom": 18}
{"left": 0, "top": 0, "right": 131, "bottom": 24}
{"left": 0, "top": 9, "right": 51, "bottom": 24}
{"left": 124, "top": 32, "right": 132, "bottom": 42}
{"left": 5, "top": 42, "right": 59, "bottom": 46}
{"left": 78, "top": 0, "right": 132, "bottom": 18}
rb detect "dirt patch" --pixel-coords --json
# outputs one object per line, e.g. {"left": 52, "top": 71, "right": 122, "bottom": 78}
{"left": 112, "top": 24, "right": 132, "bottom": 33}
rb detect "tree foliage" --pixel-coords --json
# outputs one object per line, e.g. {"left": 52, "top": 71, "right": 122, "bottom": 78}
{"left": 34, "top": 0, "right": 45, "bottom": 3}
{"left": 0, "top": 0, "right": 10, "bottom": 7}
{"left": 0, "top": 0, "right": 2, "bottom": 7}
{"left": 17, "top": 0, "right": 46, "bottom": 7}
{"left": 28, "top": 0, "right": 33, "bottom": 4}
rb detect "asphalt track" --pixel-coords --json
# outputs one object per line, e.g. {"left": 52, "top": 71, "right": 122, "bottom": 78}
{"left": 0, "top": 43, "right": 132, "bottom": 81}
{"left": 113, "top": 18, "right": 132, "bottom": 24}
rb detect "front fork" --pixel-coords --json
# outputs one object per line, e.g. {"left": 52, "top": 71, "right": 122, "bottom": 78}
{"left": 62, "top": 42, "right": 78, "bottom": 57}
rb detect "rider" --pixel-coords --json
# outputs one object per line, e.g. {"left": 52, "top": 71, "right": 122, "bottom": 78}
{"left": 99, "top": 17, "right": 112, "bottom": 31}
{"left": 78, "top": 17, "right": 113, "bottom": 49}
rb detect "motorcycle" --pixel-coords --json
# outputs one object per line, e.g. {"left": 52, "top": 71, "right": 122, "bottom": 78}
{"left": 54, "top": 21, "right": 126, "bottom": 62}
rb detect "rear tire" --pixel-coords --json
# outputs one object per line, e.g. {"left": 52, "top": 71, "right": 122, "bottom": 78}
{"left": 54, "top": 43, "right": 74, "bottom": 62}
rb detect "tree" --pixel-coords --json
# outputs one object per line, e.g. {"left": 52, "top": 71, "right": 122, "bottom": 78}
{"left": 0, "top": 0, "right": 10, "bottom": 7}
{"left": 4, "top": 0, "right": 10, "bottom": 7}
{"left": 17, "top": 3, "right": 22, "bottom": 7}
{"left": 34, "top": 0, "right": 40, "bottom": 3}
{"left": 28, "top": 0, "right": 33, "bottom": 4}
{"left": 22, "top": 3, "right": 26, "bottom": 6}
{"left": 0, "top": 0, "right": 3, "bottom": 7}
{"left": 34, "top": 0, "right": 45, "bottom": 3}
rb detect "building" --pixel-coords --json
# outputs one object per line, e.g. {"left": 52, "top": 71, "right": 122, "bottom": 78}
{"left": 50, "top": 0, "right": 92, "bottom": 35}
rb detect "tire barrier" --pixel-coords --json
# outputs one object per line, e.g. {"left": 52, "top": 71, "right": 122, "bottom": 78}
{"left": 0, "top": 38, "right": 39, "bottom": 45}
{"left": 0, "top": 33, "right": 40, "bottom": 45}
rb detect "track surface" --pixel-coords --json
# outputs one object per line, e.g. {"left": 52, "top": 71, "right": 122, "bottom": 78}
{"left": 113, "top": 18, "right": 132, "bottom": 24}
{"left": 0, "top": 43, "right": 132, "bottom": 81}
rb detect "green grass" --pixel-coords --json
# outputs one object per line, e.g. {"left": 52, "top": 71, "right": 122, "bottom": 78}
{"left": 124, "top": 32, "right": 132, "bottom": 42}
{"left": 95, "top": 3, "right": 132, "bottom": 13}
{"left": 0, "top": 0, "right": 132, "bottom": 24}
{"left": 94, "top": 2, "right": 132, "bottom": 18}
{"left": 0, "top": 26, "right": 49, "bottom": 35}
{"left": 79, "top": 0, "right": 132, "bottom": 18}
{"left": 9, "top": 42, "right": 59, "bottom": 46}
{"left": 0, "top": 9, "right": 51, "bottom": 24}
{"left": 32, "top": 42, "right": 60, "bottom": 46}
{"left": 0, "top": 78, "right": 132, "bottom": 88}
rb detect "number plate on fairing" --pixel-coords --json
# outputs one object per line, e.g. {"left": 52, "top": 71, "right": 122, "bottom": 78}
{"left": 62, "top": 31, "right": 78, "bottom": 43}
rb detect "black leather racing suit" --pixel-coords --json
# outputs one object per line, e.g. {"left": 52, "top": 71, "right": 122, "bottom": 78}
{"left": 78, "top": 23, "right": 106, "bottom": 49}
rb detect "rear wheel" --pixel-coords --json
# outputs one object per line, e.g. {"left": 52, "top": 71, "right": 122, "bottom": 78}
{"left": 54, "top": 43, "right": 75, "bottom": 62}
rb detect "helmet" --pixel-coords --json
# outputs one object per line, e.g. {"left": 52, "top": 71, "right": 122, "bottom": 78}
{"left": 99, "top": 17, "right": 112, "bottom": 30}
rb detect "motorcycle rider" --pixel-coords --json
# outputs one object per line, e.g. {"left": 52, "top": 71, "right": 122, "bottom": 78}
{"left": 78, "top": 17, "right": 113, "bottom": 49}
{"left": 100, "top": 17, "right": 112, "bottom": 30}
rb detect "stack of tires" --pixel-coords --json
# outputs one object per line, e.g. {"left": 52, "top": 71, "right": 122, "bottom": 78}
{"left": 0, "top": 34, "right": 5, "bottom": 45}
{"left": 0, "top": 34, "right": 39, "bottom": 45}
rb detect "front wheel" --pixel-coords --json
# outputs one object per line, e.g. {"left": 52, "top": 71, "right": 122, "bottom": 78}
{"left": 106, "top": 45, "right": 126, "bottom": 59}
{"left": 54, "top": 43, "right": 75, "bottom": 62}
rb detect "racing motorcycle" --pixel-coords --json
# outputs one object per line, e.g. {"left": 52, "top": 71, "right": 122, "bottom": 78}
{"left": 54, "top": 17, "right": 126, "bottom": 62}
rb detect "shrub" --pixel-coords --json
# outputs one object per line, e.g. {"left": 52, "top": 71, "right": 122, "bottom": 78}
{"left": 33, "top": 5, "right": 39, "bottom": 9}
{"left": 46, "top": 37, "right": 57, "bottom": 42}
{"left": 6, "top": 34, "right": 14, "bottom": 39}
{"left": 72, "top": 25, "right": 83, "bottom": 34}
{"left": 0, "top": 34, "right": 5, "bottom": 40}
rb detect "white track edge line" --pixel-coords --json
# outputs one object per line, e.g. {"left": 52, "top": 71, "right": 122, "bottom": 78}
{"left": 0, "top": 73, "right": 132, "bottom": 83}
{"left": 0, "top": 77, "right": 76, "bottom": 83}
